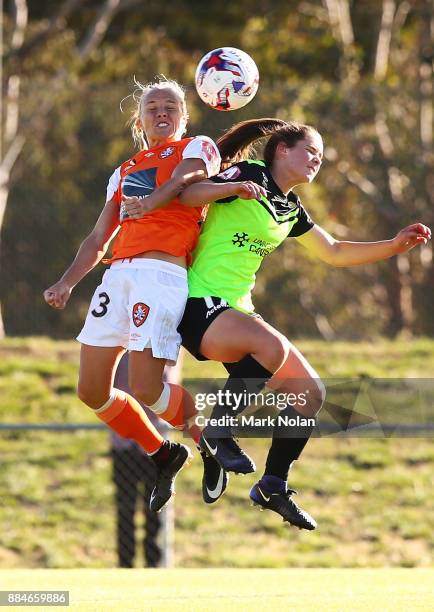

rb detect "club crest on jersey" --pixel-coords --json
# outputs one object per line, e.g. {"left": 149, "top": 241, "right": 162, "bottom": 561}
{"left": 217, "top": 166, "right": 241, "bottom": 180}
{"left": 232, "top": 231, "right": 249, "bottom": 247}
{"left": 159, "top": 146, "right": 176, "bottom": 159}
{"left": 132, "top": 302, "right": 150, "bottom": 327}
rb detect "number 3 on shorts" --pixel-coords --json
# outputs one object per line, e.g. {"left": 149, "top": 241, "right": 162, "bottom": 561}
{"left": 91, "top": 292, "right": 110, "bottom": 318}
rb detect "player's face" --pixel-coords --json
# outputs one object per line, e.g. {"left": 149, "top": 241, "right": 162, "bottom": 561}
{"left": 140, "top": 89, "right": 187, "bottom": 147}
{"left": 282, "top": 132, "right": 324, "bottom": 185}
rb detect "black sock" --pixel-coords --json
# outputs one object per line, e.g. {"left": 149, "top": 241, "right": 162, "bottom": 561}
{"left": 206, "top": 355, "right": 273, "bottom": 436}
{"left": 264, "top": 404, "right": 315, "bottom": 480}
{"left": 213, "top": 355, "right": 273, "bottom": 419}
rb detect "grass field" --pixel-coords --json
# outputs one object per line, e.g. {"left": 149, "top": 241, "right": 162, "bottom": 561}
{"left": 0, "top": 568, "right": 433, "bottom": 610}
{"left": 0, "top": 337, "right": 433, "bottom": 569}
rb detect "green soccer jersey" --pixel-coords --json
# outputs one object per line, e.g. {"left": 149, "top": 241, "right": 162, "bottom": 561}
{"left": 188, "top": 160, "right": 314, "bottom": 313}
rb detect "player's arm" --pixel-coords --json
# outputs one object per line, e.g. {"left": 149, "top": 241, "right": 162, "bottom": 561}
{"left": 178, "top": 178, "right": 267, "bottom": 206}
{"left": 123, "top": 132, "right": 223, "bottom": 218}
{"left": 43, "top": 199, "right": 120, "bottom": 309}
{"left": 180, "top": 159, "right": 267, "bottom": 206}
{"left": 122, "top": 159, "right": 208, "bottom": 219}
{"left": 296, "top": 223, "right": 431, "bottom": 267}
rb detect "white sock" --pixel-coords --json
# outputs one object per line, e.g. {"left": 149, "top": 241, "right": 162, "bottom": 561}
{"left": 147, "top": 382, "right": 171, "bottom": 415}
{"left": 94, "top": 389, "right": 123, "bottom": 413}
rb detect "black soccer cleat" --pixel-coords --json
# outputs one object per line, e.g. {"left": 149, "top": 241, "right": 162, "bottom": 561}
{"left": 199, "top": 433, "right": 256, "bottom": 474}
{"left": 200, "top": 449, "right": 229, "bottom": 504}
{"left": 149, "top": 442, "right": 192, "bottom": 512}
{"left": 249, "top": 483, "right": 317, "bottom": 530}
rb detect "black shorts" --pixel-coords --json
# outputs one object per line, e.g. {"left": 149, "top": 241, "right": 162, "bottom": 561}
{"left": 178, "top": 296, "right": 232, "bottom": 361}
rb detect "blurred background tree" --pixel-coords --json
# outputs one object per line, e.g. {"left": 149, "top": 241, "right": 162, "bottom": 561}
{"left": 1, "top": 0, "right": 432, "bottom": 339}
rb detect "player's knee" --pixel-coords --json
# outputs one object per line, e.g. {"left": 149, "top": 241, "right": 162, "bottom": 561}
{"left": 129, "top": 380, "right": 162, "bottom": 407}
{"left": 306, "top": 376, "right": 326, "bottom": 415}
{"left": 77, "top": 384, "right": 108, "bottom": 410}
{"left": 259, "top": 334, "right": 290, "bottom": 372}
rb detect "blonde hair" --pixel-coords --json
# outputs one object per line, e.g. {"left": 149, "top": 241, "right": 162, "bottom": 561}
{"left": 128, "top": 76, "right": 189, "bottom": 149}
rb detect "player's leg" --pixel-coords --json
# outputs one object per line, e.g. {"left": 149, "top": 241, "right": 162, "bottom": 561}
{"left": 200, "top": 308, "right": 289, "bottom": 370}
{"left": 76, "top": 265, "right": 165, "bottom": 455}
{"left": 128, "top": 348, "right": 166, "bottom": 405}
{"left": 78, "top": 344, "right": 124, "bottom": 408}
{"left": 128, "top": 350, "right": 200, "bottom": 441}
{"left": 127, "top": 262, "right": 201, "bottom": 444}
{"left": 90, "top": 260, "right": 192, "bottom": 512}
{"left": 77, "top": 344, "right": 164, "bottom": 454}
{"left": 125, "top": 348, "right": 192, "bottom": 512}
{"left": 199, "top": 309, "right": 290, "bottom": 472}
{"left": 250, "top": 343, "right": 325, "bottom": 530}
{"left": 180, "top": 299, "right": 288, "bottom": 477}
{"left": 158, "top": 354, "right": 229, "bottom": 505}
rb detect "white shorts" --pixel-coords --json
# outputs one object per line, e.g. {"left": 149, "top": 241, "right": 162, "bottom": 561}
{"left": 77, "top": 259, "right": 188, "bottom": 364}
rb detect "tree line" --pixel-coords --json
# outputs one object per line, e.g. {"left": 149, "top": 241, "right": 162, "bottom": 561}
{"left": 1, "top": 0, "right": 432, "bottom": 340}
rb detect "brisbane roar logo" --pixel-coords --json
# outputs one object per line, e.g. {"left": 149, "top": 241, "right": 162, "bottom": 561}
{"left": 132, "top": 302, "right": 150, "bottom": 327}
{"left": 159, "top": 146, "right": 176, "bottom": 159}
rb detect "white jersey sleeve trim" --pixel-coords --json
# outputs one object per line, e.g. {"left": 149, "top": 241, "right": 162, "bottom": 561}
{"left": 182, "top": 135, "right": 221, "bottom": 177}
{"left": 106, "top": 166, "right": 121, "bottom": 203}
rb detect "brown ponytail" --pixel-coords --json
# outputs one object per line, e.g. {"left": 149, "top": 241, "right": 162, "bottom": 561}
{"left": 217, "top": 117, "right": 319, "bottom": 168}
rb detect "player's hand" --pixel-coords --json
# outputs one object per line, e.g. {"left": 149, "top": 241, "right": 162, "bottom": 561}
{"left": 121, "top": 196, "right": 150, "bottom": 220}
{"left": 122, "top": 171, "right": 207, "bottom": 219}
{"left": 43, "top": 280, "right": 72, "bottom": 310}
{"left": 232, "top": 181, "right": 267, "bottom": 200}
{"left": 392, "top": 223, "right": 431, "bottom": 254}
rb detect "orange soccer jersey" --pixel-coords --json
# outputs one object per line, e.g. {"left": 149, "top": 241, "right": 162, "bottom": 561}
{"left": 104, "top": 136, "right": 220, "bottom": 263}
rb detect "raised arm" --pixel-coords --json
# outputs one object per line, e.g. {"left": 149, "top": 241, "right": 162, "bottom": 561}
{"left": 43, "top": 199, "right": 120, "bottom": 309}
{"left": 296, "top": 223, "right": 431, "bottom": 267}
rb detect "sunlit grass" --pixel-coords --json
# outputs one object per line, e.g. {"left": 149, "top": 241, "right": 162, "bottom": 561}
{"left": 0, "top": 337, "right": 433, "bottom": 569}
{"left": 0, "top": 568, "right": 433, "bottom": 610}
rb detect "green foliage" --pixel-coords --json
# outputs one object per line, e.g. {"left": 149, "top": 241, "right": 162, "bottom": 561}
{"left": 1, "top": 1, "right": 433, "bottom": 338}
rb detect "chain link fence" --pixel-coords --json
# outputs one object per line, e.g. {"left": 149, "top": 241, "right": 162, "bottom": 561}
{"left": 0, "top": 422, "right": 173, "bottom": 569}
{"left": 0, "top": 353, "right": 178, "bottom": 569}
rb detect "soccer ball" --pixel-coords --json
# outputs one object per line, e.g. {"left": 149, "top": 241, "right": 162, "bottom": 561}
{"left": 195, "top": 47, "right": 259, "bottom": 111}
